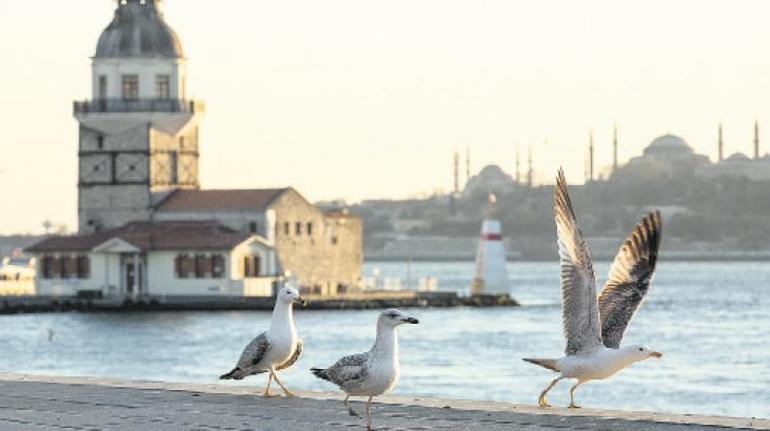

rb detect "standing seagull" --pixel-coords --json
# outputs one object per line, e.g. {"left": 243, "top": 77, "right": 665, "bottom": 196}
{"left": 311, "top": 309, "right": 419, "bottom": 431}
{"left": 523, "top": 169, "right": 663, "bottom": 408}
{"left": 220, "top": 286, "right": 306, "bottom": 397}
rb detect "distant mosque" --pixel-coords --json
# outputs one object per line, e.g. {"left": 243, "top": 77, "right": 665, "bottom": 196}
{"left": 611, "top": 133, "right": 710, "bottom": 182}
{"left": 454, "top": 120, "right": 770, "bottom": 196}
{"left": 598, "top": 121, "right": 770, "bottom": 183}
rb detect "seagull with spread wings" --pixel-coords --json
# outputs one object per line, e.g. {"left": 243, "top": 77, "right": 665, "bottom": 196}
{"left": 523, "top": 169, "right": 663, "bottom": 409}
{"left": 220, "top": 286, "right": 306, "bottom": 397}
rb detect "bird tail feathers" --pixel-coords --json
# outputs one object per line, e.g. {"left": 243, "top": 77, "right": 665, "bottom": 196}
{"left": 310, "top": 367, "right": 330, "bottom": 382}
{"left": 522, "top": 358, "right": 560, "bottom": 372}
{"left": 220, "top": 367, "right": 244, "bottom": 380}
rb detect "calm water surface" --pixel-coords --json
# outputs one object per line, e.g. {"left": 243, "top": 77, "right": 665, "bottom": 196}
{"left": 1, "top": 261, "right": 768, "bottom": 418}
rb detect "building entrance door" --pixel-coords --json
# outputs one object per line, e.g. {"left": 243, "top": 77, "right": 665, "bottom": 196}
{"left": 124, "top": 260, "right": 143, "bottom": 296}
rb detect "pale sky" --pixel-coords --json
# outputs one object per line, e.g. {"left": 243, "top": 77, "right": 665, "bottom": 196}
{"left": 2, "top": 0, "right": 770, "bottom": 234}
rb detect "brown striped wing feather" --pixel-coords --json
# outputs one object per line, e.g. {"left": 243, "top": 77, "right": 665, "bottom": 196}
{"left": 598, "top": 211, "right": 662, "bottom": 349}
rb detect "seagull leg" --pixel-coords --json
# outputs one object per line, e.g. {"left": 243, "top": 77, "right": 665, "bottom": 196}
{"left": 366, "top": 396, "right": 374, "bottom": 431}
{"left": 344, "top": 395, "right": 360, "bottom": 417}
{"left": 568, "top": 381, "right": 583, "bottom": 409}
{"left": 538, "top": 377, "right": 562, "bottom": 408}
{"left": 262, "top": 373, "right": 274, "bottom": 397}
{"left": 270, "top": 369, "right": 297, "bottom": 398}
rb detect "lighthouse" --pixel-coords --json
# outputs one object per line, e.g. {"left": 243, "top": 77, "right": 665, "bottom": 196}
{"left": 470, "top": 194, "right": 510, "bottom": 296}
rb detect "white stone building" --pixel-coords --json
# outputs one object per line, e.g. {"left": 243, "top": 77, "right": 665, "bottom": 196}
{"left": 26, "top": 221, "right": 277, "bottom": 300}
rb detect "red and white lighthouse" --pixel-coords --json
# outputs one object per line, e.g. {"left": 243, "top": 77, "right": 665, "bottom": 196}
{"left": 471, "top": 194, "right": 510, "bottom": 295}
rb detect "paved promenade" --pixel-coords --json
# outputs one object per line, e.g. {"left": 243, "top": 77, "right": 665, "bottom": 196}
{"left": 0, "top": 374, "right": 767, "bottom": 431}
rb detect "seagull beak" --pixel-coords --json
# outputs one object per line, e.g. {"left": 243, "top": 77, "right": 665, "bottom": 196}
{"left": 295, "top": 296, "right": 307, "bottom": 306}
{"left": 402, "top": 317, "right": 419, "bottom": 324}
{"left": 650, "top": 351, "right": 663, "bottom": 358}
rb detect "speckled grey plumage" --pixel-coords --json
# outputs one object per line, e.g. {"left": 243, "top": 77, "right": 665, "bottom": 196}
{"left": 315, "top": 352, "right": 370, "bottom": 392}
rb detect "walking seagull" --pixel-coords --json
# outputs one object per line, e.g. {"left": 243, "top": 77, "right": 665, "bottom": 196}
{"left": 220, "top": 286, "right": 306, "bottom": 397}
{"left": 523, "top": 169, "right": 663, "bottom": 409}
{"left": 311, "top": 309, "right": 419, "bottom": 431}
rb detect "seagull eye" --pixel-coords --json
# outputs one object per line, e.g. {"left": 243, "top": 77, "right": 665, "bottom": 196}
{"left": 638, "top": 347, "right": 644, "bottom": 352}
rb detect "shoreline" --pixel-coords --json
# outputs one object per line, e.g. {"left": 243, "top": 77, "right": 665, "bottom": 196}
{"left": 364, "top": 255, "right": 770, "bottom": 262}
{"left": 0, "top": 374, "right": 767, "bottom": 430}
{"left": 0, "top": 291, "right": 518, "bottom": 315}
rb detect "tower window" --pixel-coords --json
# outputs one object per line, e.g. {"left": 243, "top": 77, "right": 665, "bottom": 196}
{"left": 121, "top": 75, "right": 139, "bottom": 100}
{"left": 307, "top": 222, "right": 313, "bottom": 235}
{"left": 97, "top": 136, "right": 104, "bottom": 149}
{"left": 169, "top": 151, "right": 178, "bottom": 184}
{"left": 155, "top": 75, "right": 170, "bottom": 100}
{"left": 295, "top": 222, "right": 302, "bottom": 235}
{"left": 98, "top": 76, "right": 107, "bottom": 99}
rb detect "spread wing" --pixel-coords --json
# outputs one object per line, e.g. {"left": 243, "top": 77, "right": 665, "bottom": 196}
{"left": 237, "top": 332, "right": 270, "bottom": 369}
{"left": 555, "top": 169, "right": 602, "bottom": 356}
{"left": 324, "top": 352, "right": 369, "bottom": 390}
{"left": 277, "top": 339, "right": 303, "bottom": 371}
{"left": 599, "top": 210, "right": 662, "bottom": 348}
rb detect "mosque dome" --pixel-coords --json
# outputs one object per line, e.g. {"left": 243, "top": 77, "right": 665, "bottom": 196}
{"left": 463, "top": 165, "right": 515, "bottom": 195}
{"left": 643, "top": 134, "right": 693, "bottom": 157}
{"left": 95, "top": 0, "right": 183, "bottom": 58}
{"left": 726, "top": 152, "right": 750, "bottom": 162}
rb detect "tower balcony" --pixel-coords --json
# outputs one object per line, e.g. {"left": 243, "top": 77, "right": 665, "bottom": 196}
{"left": 73, "top": 99, "right": 205, "bottom": 115}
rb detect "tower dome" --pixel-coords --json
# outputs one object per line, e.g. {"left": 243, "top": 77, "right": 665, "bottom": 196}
{"left": 95, "top": 0, "right": 183, "bottom": 58}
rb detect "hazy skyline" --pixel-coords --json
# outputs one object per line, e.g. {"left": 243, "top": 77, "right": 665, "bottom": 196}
{"left": 2, "top": 0, "right": 770, "bottom": 233}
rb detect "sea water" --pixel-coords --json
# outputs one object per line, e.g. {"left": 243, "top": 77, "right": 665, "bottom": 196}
{"left": 1, "top": 261, "right": 768, "bottom": 418}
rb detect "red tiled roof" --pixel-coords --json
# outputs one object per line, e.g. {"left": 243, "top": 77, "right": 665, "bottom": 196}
{"left": 155, "top": 188, "right": 288, "bottom": 212}
{"left": 25, "top": 221, "right": 253, "bottom": 253}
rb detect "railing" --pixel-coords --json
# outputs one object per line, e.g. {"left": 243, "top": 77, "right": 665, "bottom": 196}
{"left": 73, "top": 99, "right": 205, "bottom": 114}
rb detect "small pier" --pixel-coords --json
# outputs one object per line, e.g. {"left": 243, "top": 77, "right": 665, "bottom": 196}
{"left": 0, "top": 374, "right": 766, "bottom": 430}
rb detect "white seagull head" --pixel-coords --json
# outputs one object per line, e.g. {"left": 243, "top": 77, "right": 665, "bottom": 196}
{"left": 277, "top": 286, "right": 306, "bottom": 306}
{"left": 378, "top": 308, "right": 419, "bottom": 328}
{"left": 624, "top": 344, "right": 663, "bottom": 362}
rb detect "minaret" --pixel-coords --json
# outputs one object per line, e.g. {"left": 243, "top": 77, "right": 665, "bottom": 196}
{"left": 515, "top": 144, "right": 521, "bottom": 184}
{"left": 527, "top": 145, "right": 533, "bottom": 188}
{"left": 718, "top": 123, "right": 724, "bottom": 162}
{"left": 75, "top": 0, "right": 204, "bottom": 233}
{"left": 754, "top": 119, "right": 760, "bottom": 159}
{"left": 465, "top": 146, "right": 471, "bottom": 184}
{"left": 612, "top": 123, "right": 619, "bottom": 172}
{"left": 587, "top": 131, "right": 594, "bottom": 183}
{"left": 453, "top": 149, "right": 460, "bottom": 194}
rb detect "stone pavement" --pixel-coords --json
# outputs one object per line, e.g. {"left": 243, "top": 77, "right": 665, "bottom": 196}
{"left": 0, "top": 374, "right": 767, "bottom": 431}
